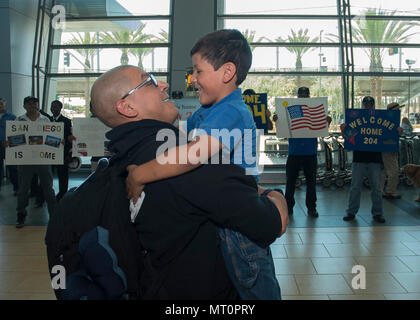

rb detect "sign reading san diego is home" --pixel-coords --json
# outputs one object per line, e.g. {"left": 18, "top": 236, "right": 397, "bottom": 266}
{"left": 5, "top": 121, "right": 64, "bottom": 165}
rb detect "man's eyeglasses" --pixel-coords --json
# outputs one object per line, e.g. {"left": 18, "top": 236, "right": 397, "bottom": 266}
{"left": 121, "top": 74, "right": 158, "bottom": 100}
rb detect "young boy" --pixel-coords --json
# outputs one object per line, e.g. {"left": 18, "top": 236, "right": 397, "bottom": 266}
{"left": 126, "top": 29, "right": 285, "bottom": 299}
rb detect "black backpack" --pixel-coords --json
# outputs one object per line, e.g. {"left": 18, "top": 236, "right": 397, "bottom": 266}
{"left": 45, "top": 157, "right": 145, "bottom": 300}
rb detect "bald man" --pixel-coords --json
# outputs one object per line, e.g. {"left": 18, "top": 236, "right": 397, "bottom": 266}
{"left": 90, "top": 65, "right": 283, "bottom": 299}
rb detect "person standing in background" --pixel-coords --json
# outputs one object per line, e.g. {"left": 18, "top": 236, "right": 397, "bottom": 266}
{"left": 381, "top": 102, "right": 404, "bottom": 200}
{"left": 13, "top": 97, "right": 57, "bottom": 228}
{"left": 401, "top": 117, "right": 413, "bottom": 136}
{"left": 341, "top": 96, "right": 385, "bottom": 223}
{"left": 49, "top": 100, "right": 75, "bottom": 200}
{"left": 274, "top": 87, "right": 319, "bottom": 217}
{"left": 0, "top": 98, "right": 19, "bottom": 195}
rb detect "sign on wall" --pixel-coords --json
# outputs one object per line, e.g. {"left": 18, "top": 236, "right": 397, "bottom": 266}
{"left": 343, "top": 109, "right": 400, "bottom": 152}
{"left": 72, "top": 118, "right": 110, "bottom": 157}
{"left": 275, "top": 97, "right": 328, "bottom": 138}
{"left": 243, "top": 93, "right": 269, "bottom": 134}
{"left": 5, "top": 121, "right": 64, "bottom": 165}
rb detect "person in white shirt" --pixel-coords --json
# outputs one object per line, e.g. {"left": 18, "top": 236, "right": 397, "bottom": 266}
{"left": 13, "top": 97, "right": 57, "bottom": 228}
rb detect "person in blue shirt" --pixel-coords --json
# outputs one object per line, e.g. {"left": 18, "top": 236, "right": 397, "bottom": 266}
{"left": 274, "top": 87, "right": 319, "bottom": 217}
{"left": 125, "top": 29, "right": 289, "bottom": 299}
{"left": 0, "top": 98, "right": 19, "bottom": 195}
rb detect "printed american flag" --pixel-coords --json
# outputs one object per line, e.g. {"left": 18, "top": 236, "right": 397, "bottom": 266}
{"left": 286, "top": 104, "right": 327, "bottom": 131}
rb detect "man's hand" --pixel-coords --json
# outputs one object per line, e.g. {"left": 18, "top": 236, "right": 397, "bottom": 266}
{"left": 2, "top": 141, "right": 9, "bottom": 148}
{"left": 272, "top": 113, "right": 278, "bottom": 122}
{"left": 397, "top": 127, "right": 403, "bottom": 135}
{"left": 68, "top": 135, "right": 76, "bottom": 143}
{"left": 267, "top": 191, "right": 289, "bottom": 237}
{"left": 126, "top": 164, "right": 144, "bottom": 204}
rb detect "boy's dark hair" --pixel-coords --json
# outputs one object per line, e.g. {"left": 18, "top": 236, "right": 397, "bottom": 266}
{"left": 362, "top": 96, "right": 375, "bottom": 107}
{"left": 24, "top": 96, "right": 39, "bottom": 105}
{"left": 190, "top": 29, "right": 252, "bottom": 86}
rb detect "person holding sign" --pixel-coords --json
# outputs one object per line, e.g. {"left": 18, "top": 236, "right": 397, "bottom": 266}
{"left": 341, "top": 96, "right": 385, "bottom": 223}
{"left": 274, "top": 87, "right": 319, "bottom": 218}
{"left": 243, "top": 89, "right": 273, "bottom": 132}
{"left": 13, "top": 97, "right": 57, "bottom": 228}
{"left": 0, "top": 98, "right": 19, "bottom": 195}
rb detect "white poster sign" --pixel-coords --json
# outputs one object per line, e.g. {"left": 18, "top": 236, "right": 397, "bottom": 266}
{"left": 173, "top": 98, "right": 201, "bottom": 126}
{"left": 5, "top": 121, "right": 64, "bottom": 165}
{"left": 275, "top": 97, "right": 329, "bottom": 138}
{"left": 72, "top": 118, "right": 110, "bottom": 157}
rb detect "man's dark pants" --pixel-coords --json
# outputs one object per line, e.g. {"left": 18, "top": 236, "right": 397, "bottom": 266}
{"left": 285, "top": 154, "right": 317, "bottom": 212}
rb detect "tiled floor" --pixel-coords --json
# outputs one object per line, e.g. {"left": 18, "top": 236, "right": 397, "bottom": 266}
{"left": 0, "top": 171, "right": 419, "bottom": 300}
{"left": 272, "top": 226, "right": 420, "bottom": 299}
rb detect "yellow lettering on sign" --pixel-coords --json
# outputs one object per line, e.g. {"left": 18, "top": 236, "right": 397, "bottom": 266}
{"left": 360, "top": 128, "right": 383, "bottom": 136}
{"left": 382, "top": 119, "right": 390, "bottom": 129}
{"left": 253, "top": 105, "right": 266, "bottom": 124}
{"left": 243, "top": 95, "right": 254, "bottom": 104}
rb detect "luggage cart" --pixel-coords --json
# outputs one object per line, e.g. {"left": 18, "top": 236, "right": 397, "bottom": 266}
{"left": 318, "top": 136, "right": 335, "bottom": 188}
{"left": 263, "top": 136, "right": 288, "bottom": 161}
{"left": 399, "top": 135, "right": 415, "bottom": 186}
{"left": 332, "top": 135, "right": 352, "bottom": 188}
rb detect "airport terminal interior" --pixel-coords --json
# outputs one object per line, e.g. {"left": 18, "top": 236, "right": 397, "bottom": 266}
{"left": 1, "top": 0, "right": 420, "bottom": 300}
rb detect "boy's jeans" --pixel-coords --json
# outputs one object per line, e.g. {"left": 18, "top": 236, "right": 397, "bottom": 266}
{"left": 346, "top": 162, "right": 383, "bottom": 217}
{"left": 219, "top": 228, "right": 281, "bottom": 300}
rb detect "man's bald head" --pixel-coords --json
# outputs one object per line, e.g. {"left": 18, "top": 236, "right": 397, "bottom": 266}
{"left": 91, "top": 65, "right": 146, "bottom": 127}
{"left": 91, "top": 65, "right": 178, "bottom": 128}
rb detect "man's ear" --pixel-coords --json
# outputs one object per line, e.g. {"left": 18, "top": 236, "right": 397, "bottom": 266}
{"left": 222, "top": 62, "right": 237, "bottom": 84}
{"left": 116, "top": 99, "right": 138, "bottom": 118}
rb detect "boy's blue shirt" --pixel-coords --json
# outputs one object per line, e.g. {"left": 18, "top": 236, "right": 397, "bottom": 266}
{"left": 186, "top": 89, "right": 259, "bottom": 178}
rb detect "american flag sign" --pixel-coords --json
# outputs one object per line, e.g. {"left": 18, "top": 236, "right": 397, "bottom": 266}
{"left": 286, "top": 104, "right": 327, "bottom": 131}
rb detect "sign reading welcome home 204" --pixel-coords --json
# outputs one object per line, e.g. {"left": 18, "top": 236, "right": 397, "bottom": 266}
{"left": 5, "top": 121, "right": 64, "bottom": 165}
{"left": 343, "top": 109, "right": 400, "bottom": 152}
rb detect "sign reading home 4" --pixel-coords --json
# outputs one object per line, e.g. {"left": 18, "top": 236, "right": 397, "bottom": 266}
{"left": 344, "top": 109, "right": 400, "bottom": 152}
{"left": 243, "top": 93, "right": 269, "bottom": 134}
{"left": 5, "top": 121, "right": 64, "bottom": 165}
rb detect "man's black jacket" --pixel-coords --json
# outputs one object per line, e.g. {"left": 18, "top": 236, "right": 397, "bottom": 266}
{"left": 106, "top": 119, "right": 282, "bottom": 300}
{"left": 52, "top": 114, "right": 72, "bottom": 157}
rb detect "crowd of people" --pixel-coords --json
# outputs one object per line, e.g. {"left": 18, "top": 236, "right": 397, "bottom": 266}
{"left": 0, "top": 96, "right": 74, "bottom": 228}
{"left": 0, "top": 28, "right": 419, "bottom": 300}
